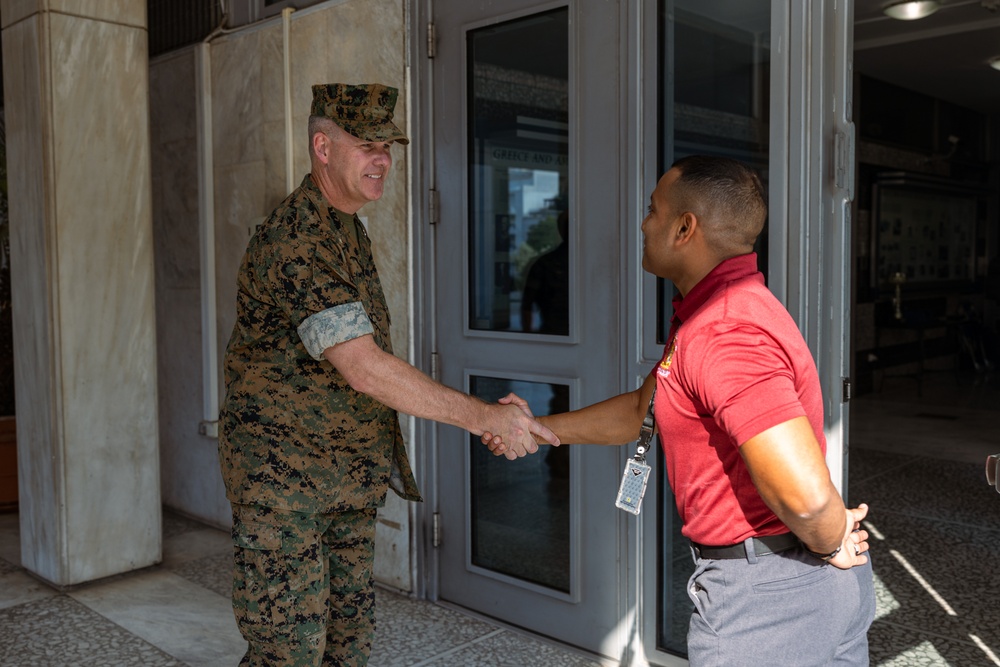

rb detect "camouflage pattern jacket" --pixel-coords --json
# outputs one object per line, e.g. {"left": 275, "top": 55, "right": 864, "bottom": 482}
{"left": 219, "top": 174, "right": 421, "bottom": 513}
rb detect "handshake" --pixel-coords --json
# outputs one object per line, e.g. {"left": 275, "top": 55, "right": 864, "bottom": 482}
{"left": 477, "top": 392, "right": 558, "bottom": 461}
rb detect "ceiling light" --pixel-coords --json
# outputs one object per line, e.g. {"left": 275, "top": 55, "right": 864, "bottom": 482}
{"left": 990, "top": 56, "right": 1000, "bottom": 71}
{"left": 883, "top": 1, "right": 941, "bottom": 20}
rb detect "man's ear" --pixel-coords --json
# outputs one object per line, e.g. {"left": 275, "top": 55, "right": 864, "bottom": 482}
{"left": 675, "top": 212, "right": 699, "bottom": 245}
{"left": 312, "top": 132, "right": 330, "bottom": 164}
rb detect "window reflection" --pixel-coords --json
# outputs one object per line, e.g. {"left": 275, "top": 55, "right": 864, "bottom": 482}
{"left": 469, "top": 376, "right": 571, "bottom": 592}
{"left": 657, "top": 0, "right": 771, "bottom": 657}
{"left": 467, "top": 9, "right": 570, "bottom": 334}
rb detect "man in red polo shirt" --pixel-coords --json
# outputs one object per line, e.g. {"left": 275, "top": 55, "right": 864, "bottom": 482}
{"left": 487, "top": 156, "right": 875, "bottom": 665}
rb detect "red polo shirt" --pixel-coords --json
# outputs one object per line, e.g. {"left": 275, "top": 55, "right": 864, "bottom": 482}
{"left": 653, "top": 253, "right": 826, "bottom": 546}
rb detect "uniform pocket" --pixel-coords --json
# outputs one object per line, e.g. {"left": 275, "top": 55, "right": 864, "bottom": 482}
{"left": 687, "top": 560, "right": 720, "bottom": 638}
{"left": 232, "top": 519, "right": 285, "bottom": 642}
{"left": 752, "top": 560, "right": 832, "bottom": 594}
{"left": 234, "top": 521, "right": 282, "bottom": 551}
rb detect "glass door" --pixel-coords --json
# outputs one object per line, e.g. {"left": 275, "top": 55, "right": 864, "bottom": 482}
{"left": 430, "top": 0, "right": 627, "bottom": 657}
{"left": 638, "top": 0, "right": 854, "bottom": 663}
{"left": 651, "top": 0, "right": 774, "bottom": 658}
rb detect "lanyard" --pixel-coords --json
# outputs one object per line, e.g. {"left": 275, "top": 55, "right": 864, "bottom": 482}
{"left": 634, "top": 335, "right": 676, "bottom": 463}
{"left": 633, "top": 389, "right": 656, "bottom": 464}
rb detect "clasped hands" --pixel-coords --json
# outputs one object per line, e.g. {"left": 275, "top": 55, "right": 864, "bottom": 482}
{"left": 479, "top": 393, "right": 556, "bottom": 461}
{"left": 824, "top": 503, "right": 872, "bottom": 570}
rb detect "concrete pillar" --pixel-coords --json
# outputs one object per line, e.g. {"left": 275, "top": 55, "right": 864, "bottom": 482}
{"left": 1, "top": 0, "right": 160, "bottom": 586}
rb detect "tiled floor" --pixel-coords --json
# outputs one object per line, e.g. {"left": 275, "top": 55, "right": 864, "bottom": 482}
{"left": 1, "top": 370, "right": 998, "bottom": 666}
{"left": 0, "top": 510, "right": 604, "bottom": 667}
{"left": 847, "top": 369, "right": 1000, "bottom": 667}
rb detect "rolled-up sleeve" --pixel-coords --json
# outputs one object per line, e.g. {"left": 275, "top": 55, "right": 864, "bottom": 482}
{"left": 297, "top": 302, "right": 374, "bottom": 360}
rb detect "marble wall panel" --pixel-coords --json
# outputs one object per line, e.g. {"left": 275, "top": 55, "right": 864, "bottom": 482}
{"left": 148, "top": 47, "right": 229, "bottom": 527}
{"left": 211, "top": 30, "right": 264, "bottom": 169}
{"left": 322, "top": 0, "right": 406, "bottom": 89}
{"left": 150, "top": 48, "right": 198, "bottom": 148}
{"left": 259, "top": 22, "right": 285, "bottom": 125}
{"left": 213, "top": 159, "right": 267, "bottom": 375}
{"left": 151, "top": 136, "right": 201, "bottom": 289}
{"left": 156, "top": 286, "right": 229, "bottom": 528}
{"left": 289, "top": 11, "right": 332, "bottom": 119}
{"left": 53, "top": 0, "right": 144, "bottom": 27}
{"left": 2, "top": 12, "right": 62, "bottom": 581}
{"left": 261, "top": 118, "right": 294, "bottom": 210}
{"left": 0, "top": 0, "right": 145, "bottom": 30}
{"left": 0, "top": 0, "right": 39, "bottom": 28}
{"left": 48, "top": 11, "right": 160, "bottom": 583}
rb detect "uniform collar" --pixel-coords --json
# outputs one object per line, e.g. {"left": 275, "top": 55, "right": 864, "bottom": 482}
{"left": 302, "top": 173, "right": 355, "bottom": 231}
{"left": 669, "top": 253, "right": 761, "bottom": 334}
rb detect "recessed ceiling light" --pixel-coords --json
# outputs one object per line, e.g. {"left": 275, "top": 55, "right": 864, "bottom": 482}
{"left": 883, "top": 1, "right": 941, "bottom": 20}
{"left": 989, "top": 56, "right": 1000, "bottom": 71}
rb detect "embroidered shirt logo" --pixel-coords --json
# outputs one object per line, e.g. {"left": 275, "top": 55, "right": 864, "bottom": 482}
{"left": 656, "top": 339, "right": 677, "bottom": 378}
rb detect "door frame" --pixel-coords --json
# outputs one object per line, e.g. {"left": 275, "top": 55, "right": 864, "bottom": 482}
{"left": 417, "top": 0, "right": 634, "bottom": 656}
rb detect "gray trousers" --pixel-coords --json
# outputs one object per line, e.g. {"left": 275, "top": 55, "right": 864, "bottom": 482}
{"left": 686, "top": 540, "right": 875, "bottom": 666}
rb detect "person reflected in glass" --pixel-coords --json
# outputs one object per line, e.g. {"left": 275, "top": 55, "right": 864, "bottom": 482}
{"left": 520, "top": 210, "right": 571, "bottom": 478}
{"left": 521, "top": 210, "right": 569, "bottom": 335}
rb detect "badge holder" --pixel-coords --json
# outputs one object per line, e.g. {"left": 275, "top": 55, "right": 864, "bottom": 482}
{"left": 615, "top": 389, "right": 656, "bottom": 515}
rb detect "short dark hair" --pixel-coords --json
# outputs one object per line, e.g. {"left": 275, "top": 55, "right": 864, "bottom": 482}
{"left": 669, "top": 155, "right": 767, "bottom": 256}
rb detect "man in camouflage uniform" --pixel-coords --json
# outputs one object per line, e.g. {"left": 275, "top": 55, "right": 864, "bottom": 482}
{"left": 219, "top": 83, "right": 557, "bottom": 666}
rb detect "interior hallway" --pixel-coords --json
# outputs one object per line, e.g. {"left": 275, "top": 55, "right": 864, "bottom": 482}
{"left": 0, "top": 369, "right": 998, "bottom": 666}
{"left": 849, "top": 367, "right": 1000, "bottom": 666}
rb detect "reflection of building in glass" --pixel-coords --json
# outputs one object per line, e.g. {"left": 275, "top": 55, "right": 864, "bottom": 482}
{"left": 468, "top": 48, "right": 569, "bottom": 332}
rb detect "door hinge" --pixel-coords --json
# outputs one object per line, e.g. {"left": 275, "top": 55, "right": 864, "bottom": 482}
{"left": 432, "top": 512, "right": 442, "bottom": 548}
{"left": 430, "top": 352, "right": 440, "bottom": 381}
{"left": 842, "top": 377, "right": 852, "bottom": 403}
{"left": 835, "top": 124, "right": 856, "bottom": 201}
{"left": 428, "top": 188, "right": 439, "bottom": 225}
{"left": 427, "top": 22, "right": 436, "bottom": 59}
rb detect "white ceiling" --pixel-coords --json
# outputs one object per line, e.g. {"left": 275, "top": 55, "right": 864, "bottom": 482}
{"left": 854, "top": 0, "right": 1000, "bottom": 113}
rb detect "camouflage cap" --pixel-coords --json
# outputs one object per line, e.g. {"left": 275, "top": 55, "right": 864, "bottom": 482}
{"left": 311, "top": 83, "right": 409, "bottom": 145}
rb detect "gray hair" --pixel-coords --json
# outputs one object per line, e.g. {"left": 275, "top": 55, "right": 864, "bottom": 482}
{"left": 308, "top": 115, "right": 339, "bottom": 158}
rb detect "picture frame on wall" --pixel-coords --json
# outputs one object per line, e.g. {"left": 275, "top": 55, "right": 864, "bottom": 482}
{"left": 871, "top": 172, "right": 986, "bottom": 291}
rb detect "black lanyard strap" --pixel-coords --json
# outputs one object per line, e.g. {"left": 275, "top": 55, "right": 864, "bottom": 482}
{"left": 633, "top": 387, "right": 657, "bottom": 463}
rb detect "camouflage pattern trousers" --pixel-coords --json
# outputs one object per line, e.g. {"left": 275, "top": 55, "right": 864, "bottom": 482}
{"left": 230, "top": 504, "right": 377, "bottom": 666}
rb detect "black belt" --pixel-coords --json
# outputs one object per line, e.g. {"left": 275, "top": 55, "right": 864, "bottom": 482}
{"left": 692, "top": 533, "right": 801, "bottom": 560}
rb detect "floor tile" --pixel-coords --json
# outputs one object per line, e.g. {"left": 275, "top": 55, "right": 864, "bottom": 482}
{"left": 0, "top": 595, "right": 185, "bottom": 667}
{"left": 170, "top": 549, "right": 234, "bottom": 599}
{"left": 163, "top": 509, "right": 215, "bottom": 540}
{"left": 369, "top": 588, "right": 502, "bottom": 666}
{"left": 161, "top": 526, "right": 231, "bottom": 568}
{"left": 863, "top": 512, "right": 1000, "bottom": 646}
{"left": 69, "top": 568, "right": 245, "bottom": 667}
{"left": 409, "top": 627, "right": 607, "bottom": 667}
{"left": 851, "top": 455, "right": 999, "bottom": 528}
{"left": 869, "top": 620, "right": 1000, "bottom": 667}
{"left": 0, "top": 553, "right": 20, "bottom": 576}
{"left": 0, "top": 568, "right": 58, "bottom": 610}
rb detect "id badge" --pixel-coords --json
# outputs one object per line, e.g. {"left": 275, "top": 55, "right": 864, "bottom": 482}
{"left": 615, "top": 458, "right": 651, "bottom": 515}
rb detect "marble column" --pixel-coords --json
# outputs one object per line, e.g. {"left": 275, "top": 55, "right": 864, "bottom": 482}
{"left": 1, "top": 0, "right": 160, "bottom": 585}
